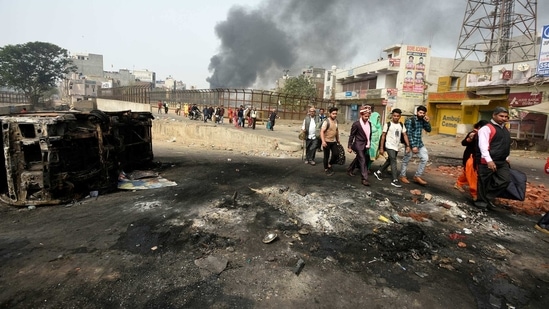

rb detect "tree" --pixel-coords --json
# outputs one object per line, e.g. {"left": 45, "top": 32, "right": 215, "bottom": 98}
{"left": 280, "top": 75, "right": 317, "bottom": 99}
{"left": 279, "top": 75, "right": 318, "bottom": 111}
{"left": 0, "top": 41, "right": 76, "bottom": 104}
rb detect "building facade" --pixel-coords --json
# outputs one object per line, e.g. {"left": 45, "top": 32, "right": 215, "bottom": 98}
{"left": 333, "top": 44, "right": 476, "bottom": 123}
{"left": 428, "top": 59, "right": 549, "bottom": 139}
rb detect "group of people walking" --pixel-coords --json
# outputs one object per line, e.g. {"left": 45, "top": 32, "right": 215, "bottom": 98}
{"left": 300, "top": 104, "right": 512, "bottom": 211}
{"left": 301, "top": 105, "right": 431, "bottom": 188}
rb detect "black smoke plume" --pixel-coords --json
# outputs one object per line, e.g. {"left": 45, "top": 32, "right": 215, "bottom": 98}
{"left": 207, "top": 0, "right": 466, "bottom": 89}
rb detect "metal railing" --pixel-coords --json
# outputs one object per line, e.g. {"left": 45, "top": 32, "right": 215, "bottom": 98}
{"left": 98, "top": 86, "right": 335, "bottom": 120}
{"left": 0, "top": 91, "right": 29, "bottom": 103}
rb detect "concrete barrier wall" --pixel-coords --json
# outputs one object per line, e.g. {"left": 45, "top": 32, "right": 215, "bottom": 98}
{"left": 97, "top": 99, "right": 151, "bottom": 112}
{"left": 97, "top": 99, "right": 302, "bottom": 152}
{"left": 152, "top": 120, "right": 284, "bottom": 151}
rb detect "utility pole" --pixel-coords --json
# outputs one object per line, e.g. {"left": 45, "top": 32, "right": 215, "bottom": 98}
{"left": 452, "top": 0, "right": 537, "bottom": 77}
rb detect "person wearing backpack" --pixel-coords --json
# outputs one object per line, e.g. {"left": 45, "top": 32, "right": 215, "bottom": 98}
{"left": 301, "top": 107, "right": 321, "bottom": 165}
{"left": 373, "top": 108, "right": 411, "bottom": 187}
{"left": 399, "top": 105, "right": 431, "bottom": 185}
{"left": 320, "top": 107, "right": 340, "bottom": 176}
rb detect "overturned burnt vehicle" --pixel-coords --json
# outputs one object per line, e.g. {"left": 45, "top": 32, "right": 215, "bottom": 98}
{"left": 0, "top": 110, "right": 154, "bottom": 206}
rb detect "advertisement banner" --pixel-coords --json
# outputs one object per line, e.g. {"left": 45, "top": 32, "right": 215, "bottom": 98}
{"left": 538, "top": 24, "right": 549, "bottom": 76}
{"left": 509, "top": 92, "right": 543, "bottom": 107}
{"left": 403, "top": 45, "right": 429, "bottom": 94}
{"left": 437, "top": 109, "right": 461, "bottom": 135}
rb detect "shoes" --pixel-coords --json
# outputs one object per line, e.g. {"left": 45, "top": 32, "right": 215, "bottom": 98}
{"left": 347, "top": 170, "right": 355, "bottom": 177}
{"left": 304, "top": 160, "right": 310, "bottom": 164}
{"left": 373, "top": 170, "right": 382, "bottom": 181}
{"left": 473, "top": 201, "right": 488, "bottom": 209}
{"left": 391, "top": 179, "right": 402, "bottom": 188}
{"left": 399, "top": 176, "right": 410, "bottom": 184}
{"left": 534, "top": 224, "right": 549, "bottom": 235}
{"left": 310, "top": 161, "right": 316, "bottom": 166}
{"left": 413, "top": 176, "right": 428, "bottom": 185}
{"left": 454, "top": 184, "right": 465, "bottom": 192}
{"left": 361, "top": 179, "right": 370, "bottom": 186}
{"left": 325, "top": 168, "right": 334, "bottom": 176}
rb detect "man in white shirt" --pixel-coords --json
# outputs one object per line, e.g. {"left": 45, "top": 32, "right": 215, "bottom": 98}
{"left": 301, "top": 107, "right": 321, "bottom": 165}
{"left": 374, "top": 108, "right": 411, "bottom": 187}
{"left": 475, "top": 107, "right": 511, "bottom": 209}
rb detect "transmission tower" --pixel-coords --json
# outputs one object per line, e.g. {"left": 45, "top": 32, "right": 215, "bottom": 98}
{"left": 452, "top": 0, "right": 537, "bottom": 76}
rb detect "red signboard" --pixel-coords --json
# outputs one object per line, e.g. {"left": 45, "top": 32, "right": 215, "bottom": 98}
{"left": 502, "top": 70, "right": 513, "bottom": 80}
{"left": 389, "top": 58, "right": 401, "bottom": 67}
{"left": 509, "top": 92, "right": 543, "bottom": 107}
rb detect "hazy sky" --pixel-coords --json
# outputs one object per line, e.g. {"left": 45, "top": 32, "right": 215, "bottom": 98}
{"left": 1, "top": 0, "right": 548, "bottom": 89}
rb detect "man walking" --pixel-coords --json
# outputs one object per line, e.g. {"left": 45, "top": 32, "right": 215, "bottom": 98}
{"left": 475, "top": 107, "right": 511, "bottom": 209}
{"left": 157, "top": 100, "right": 163, "bottom": 114}
{"left": 320, "top": 107, "right": 340, "bottom": 176}
{"left": 250, "top": 107, "right": 257, "bottom": 129}
{"left": 374, "top": 108, "right": 411, "bottom": 188}
{"left": 317, "top": 108, "right": 327, "bottom": 152}
{"left": 301, "top": 107, "right": 321, "bottom": 165}
{"left": 347, "top": 106, "right": 373, "bottom": 186}
{"left": 203, "top": 105, "right": 209, "bottom": 123}
{"left": 399, "top": 105, "right": 431, "bottom": 185}
{"left": 268, "top": 109, "right": 278, "bottom": 131}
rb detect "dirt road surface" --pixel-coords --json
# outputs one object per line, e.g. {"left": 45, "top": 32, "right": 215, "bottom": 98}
{"left": 1, "top": 116, "right": 549, "bottom": 308}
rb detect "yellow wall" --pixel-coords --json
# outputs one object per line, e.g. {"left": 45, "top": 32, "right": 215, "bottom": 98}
{"left": 437, "top": 109, "right": 462, "bottom": 135}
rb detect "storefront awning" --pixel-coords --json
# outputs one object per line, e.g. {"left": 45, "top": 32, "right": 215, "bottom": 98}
{"left": 461, "top": 99, "right": 491, "bottom": 106}
{"left": 514, "top": 102, "right": 549, "bottom": 115}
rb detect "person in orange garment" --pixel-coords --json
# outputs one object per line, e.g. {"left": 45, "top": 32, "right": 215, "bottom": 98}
{"left": 454, "top": 120, "right": 489, "bottom": 201}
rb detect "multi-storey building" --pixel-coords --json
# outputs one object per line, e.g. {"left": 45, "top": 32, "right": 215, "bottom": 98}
{"left": 333, "top": 44, "right": 477, "bottom": 122}
{"left": 70, "top": 52, "right": 104, "bottom": 78}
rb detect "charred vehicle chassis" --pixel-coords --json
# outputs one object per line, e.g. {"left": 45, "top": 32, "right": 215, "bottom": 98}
{"left": 0, "top": 110, "right": 154, "bottom": 206}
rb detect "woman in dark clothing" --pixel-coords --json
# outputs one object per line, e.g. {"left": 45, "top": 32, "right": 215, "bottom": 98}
{"left": 454, "top": 120, "right": 489, "bottom": 201}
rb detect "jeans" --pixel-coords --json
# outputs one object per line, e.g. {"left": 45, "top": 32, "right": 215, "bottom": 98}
{"left": 379, "top": 149, "right": 399, "bottom": 180}
{"left": 400, "top": 146, "right": 428, "bottom": 177}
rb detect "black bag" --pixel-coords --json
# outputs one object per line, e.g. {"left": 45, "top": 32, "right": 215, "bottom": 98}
{"left": 497, "top": 168, "right": 527, "bottom": 201}
{"left": 336, "top": 144, "right": 346, "bottom": 165}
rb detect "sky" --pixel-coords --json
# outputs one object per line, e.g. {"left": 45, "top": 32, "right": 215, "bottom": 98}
{"left": 1, "top": 0, "right": 548, "bottom": 89}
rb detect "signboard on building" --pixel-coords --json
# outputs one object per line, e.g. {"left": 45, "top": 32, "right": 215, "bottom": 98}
{"left": 437, "top": 109, "right": 461, "bottom": 135}
{"left": 386, "top": 88, "right": 398, "bottom": 98}
{"left": 389, "top": 58, "right": 400, "bottom": 67}
{"left": 365, "top": 89, "right": 382, "bottom": 99}
{"left": 509, "top": 92, "right": 543, "bottom": 107}
{"left": 502, "top": 70, "right": 513, "bottom": 80}
{"left": 538, "top": 24, "right": 549, "bottom": 76}
{"left": 403, "top": 45, "right": 429, "bottom": 94}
